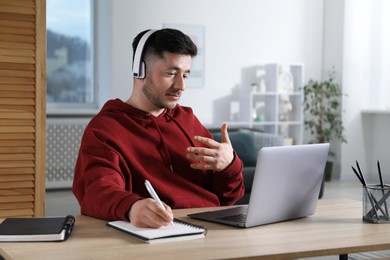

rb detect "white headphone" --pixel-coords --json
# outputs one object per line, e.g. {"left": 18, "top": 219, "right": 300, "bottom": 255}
{"left": 132, "top": 30, "right": 156, "bottom": 79}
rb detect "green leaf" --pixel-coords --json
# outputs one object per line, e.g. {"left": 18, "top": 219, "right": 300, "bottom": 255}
{"left": 303, "top": 68, "right": 347, "bottom": 144}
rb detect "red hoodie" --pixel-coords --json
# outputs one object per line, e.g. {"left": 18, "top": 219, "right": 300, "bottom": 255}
{"left": 72, "top": 99, "right": 245, "bottom": 221}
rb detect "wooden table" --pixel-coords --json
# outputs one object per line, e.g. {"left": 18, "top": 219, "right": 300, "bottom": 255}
{"left": 1, "top": 198, "right": 390, "bottom": 259}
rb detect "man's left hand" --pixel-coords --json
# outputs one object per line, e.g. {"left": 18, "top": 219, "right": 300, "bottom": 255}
{"left": 186, "top": 123, "right": 234, "bottom": 171}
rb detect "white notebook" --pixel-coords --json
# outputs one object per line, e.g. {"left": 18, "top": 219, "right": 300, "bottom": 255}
{"left": 107, "top": 218, "right": 206, "bottom": 243}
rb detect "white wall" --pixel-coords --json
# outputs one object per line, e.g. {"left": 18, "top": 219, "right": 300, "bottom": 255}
{"left": 341, "top": 1, "right": 372, "bottom": 181}
{"left": 341, "top": 0, "right": 390, "bottom": 182}
{"left": 110, "top": 0, "right": 324, "bottom": 125}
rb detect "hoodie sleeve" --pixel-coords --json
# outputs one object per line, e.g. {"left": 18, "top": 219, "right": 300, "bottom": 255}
{"left": 211, "top": 150, "right": 245, "bottom": 206}
{"left": 72, "top": 129, "right": 140, "bottom": 221}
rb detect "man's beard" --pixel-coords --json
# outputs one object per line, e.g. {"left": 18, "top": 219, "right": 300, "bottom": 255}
{"left": 143, "top": 80, "right": 177, "bottom": 110}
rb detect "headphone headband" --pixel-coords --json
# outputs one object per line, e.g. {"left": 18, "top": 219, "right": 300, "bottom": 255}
{"left": 132, "top": 30, "right": 156, "bottom": 79}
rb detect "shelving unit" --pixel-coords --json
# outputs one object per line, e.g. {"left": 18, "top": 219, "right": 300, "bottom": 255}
{"left": 229, "top": 63, "right": 304, "bottom": 145}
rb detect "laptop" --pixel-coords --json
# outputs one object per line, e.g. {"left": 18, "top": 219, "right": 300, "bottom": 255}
{"left": 188, "top": 143, "right": 330, "bottom": 228}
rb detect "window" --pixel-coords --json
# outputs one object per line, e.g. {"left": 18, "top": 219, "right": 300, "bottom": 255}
{"left": 46, "top": 0, "right": 95, "bottom": 110}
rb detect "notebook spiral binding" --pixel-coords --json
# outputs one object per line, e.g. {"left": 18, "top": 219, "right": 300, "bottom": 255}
{"left": 63, "top": 215, "right": 76, "bottom": 240}
{"left": 173, "top": 218, "right": 208, "bottom": 235}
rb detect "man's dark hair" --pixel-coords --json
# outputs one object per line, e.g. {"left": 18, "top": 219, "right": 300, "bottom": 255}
{"left": 132, "top": 28, "right": 198, "bottom": 63}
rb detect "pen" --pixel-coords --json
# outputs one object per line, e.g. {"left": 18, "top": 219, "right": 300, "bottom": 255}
{"left": 144, "top": 180, "right": 175, "bottom": 227}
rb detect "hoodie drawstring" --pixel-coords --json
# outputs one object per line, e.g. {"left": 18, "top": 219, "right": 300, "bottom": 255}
{"left": 148, "top": 115, "right": 175, "bottom": 172}
{"left": 164, "top": 113, "right": 196, "bottom": 147}
{"left": 147, "top": 112, "right": 197, "bottom": 173}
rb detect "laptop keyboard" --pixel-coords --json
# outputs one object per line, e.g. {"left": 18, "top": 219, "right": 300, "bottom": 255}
{"left": 216, "top": 213, "right": 247, "bottom": 223}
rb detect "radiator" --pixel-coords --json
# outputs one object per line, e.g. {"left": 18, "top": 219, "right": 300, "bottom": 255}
{"left": 46, "top": 117, "right": 91, "bottom": 189}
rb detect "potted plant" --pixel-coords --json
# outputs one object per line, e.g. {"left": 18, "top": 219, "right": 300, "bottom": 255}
{"left": 303, "top": 69, "right": 347, "bottom": 182}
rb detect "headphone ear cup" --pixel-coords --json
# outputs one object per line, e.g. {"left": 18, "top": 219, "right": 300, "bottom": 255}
{"left": 138, "top": 61, "right": 146, "bottom": 79}
{"left": 134, "top": 61, "right": 146, "bottom": 79}
{"left": 133, "top": 30, "right": 156, "bottom": 79}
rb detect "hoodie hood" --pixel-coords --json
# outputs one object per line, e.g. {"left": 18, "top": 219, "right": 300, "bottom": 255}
{"left": 96, "top": 99, "right": 198, "bottom": 171}
{"left": 100, "top": 98, "right": 176, "bottom": 119}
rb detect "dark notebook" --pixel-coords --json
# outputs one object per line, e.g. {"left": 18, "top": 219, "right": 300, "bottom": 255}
{"left": 0, "top": 215, "right": 75, "bottom": 242}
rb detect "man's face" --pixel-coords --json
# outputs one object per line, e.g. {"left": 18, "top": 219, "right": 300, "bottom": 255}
{"left": 142, "top": 52, "right": 192, "bottom": 113}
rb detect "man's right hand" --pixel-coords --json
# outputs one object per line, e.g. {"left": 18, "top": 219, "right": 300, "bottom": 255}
{"left": 128, "top": 198, "right": 174, "bottom": 228}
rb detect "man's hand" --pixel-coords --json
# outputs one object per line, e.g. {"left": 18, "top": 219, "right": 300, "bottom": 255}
{"left": 186, "top": 123, "right": 234, "bottom": 171}
{"left": 129, "top": 198, "right": 174, "bottom": 228}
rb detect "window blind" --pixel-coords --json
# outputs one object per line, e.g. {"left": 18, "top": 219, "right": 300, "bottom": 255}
{"left": 0, "top": 0, "right": 46, "bottom": 217}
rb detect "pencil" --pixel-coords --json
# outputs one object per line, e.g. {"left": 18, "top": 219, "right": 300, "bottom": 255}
{"left": 377, "top": 160, "right": 389, "bottom": 219}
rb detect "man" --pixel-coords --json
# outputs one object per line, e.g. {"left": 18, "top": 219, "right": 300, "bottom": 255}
{"left": 72, "top": 28, "right": 244, "bottom": 228}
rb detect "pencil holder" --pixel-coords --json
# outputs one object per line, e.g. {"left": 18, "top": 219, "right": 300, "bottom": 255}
{"left": 363, "top": 185, "right": 390, "bottom": 223}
